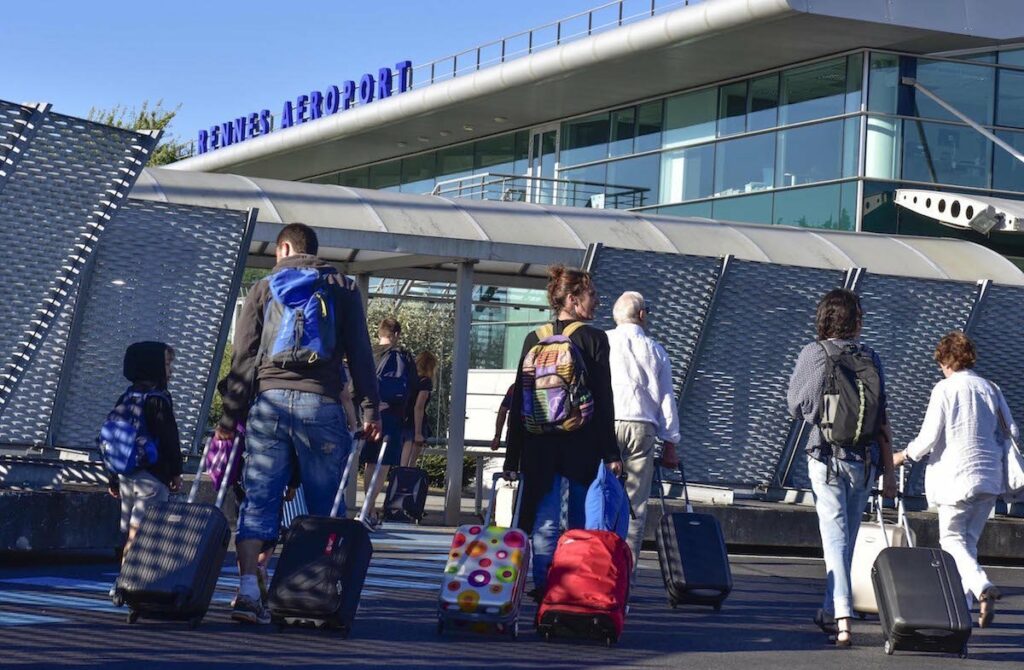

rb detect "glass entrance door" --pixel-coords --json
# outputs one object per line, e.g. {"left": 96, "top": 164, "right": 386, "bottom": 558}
{"left": 528, "top": 125, "right": 559, "bottom": 204}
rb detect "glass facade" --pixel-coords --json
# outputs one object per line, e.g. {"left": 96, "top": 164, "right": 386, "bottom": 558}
{"left": 308, "top": 48, "right": 1024, "bottom": 235}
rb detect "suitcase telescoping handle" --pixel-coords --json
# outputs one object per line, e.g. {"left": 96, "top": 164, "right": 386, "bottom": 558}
{"left": 485, "top": 472, "right": 524, "bottom": 528}
{"left": 870, "top": 463, "right": 913, "bottom": 549}
{"left": 329, "top": 434, "right": 365, "bottom": 518}
{"left": 352, "top": 435, "right": 390, "bottom": 523}
{"left": 654, "top": 450, "right": 693, "bottom": 515}
{"left": 186, "top": 433, "right": 243, "bottom": 508}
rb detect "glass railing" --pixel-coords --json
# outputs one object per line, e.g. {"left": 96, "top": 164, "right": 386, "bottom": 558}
{"left": 430, "top": 172, "right": 650, "bottom": 209}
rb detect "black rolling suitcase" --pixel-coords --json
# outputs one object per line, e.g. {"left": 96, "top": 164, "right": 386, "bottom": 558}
{"left": 267, "top": 437, "right": 384, "bottom": 636}
{"left": 654, "top": 458, "right": 732, "bottom": 610}
{"left": 381, "top": 466, "right": 429, "bottom": 523}
{"left": 112, "top": 436, "right": 242, "bottom": 628}
{"left": 872, "top": 543, "right": 972, "bottom": 657}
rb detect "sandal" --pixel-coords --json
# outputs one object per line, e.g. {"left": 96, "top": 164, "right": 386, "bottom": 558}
{"left": 979, "top": 586, "right": 1001, "bottom": 628}
{"left": 834, "top": 618, "right": 852, "bottom": 648}
{"left": 814, "top": 608, "right": 838, "bottom": 635}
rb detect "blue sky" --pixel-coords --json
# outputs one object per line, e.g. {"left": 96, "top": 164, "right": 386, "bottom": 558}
{"left": 3, "top": 1, "right": 607, "bottom": 147}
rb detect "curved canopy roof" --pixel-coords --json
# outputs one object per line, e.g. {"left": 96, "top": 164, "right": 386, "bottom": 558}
{"left": 133, "top": 167, "right": 1024, "bottom": 287}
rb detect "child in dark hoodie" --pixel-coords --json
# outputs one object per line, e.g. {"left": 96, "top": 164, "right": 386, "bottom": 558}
{"left": 107, "top": 341, "right": 183, "bottom": 559}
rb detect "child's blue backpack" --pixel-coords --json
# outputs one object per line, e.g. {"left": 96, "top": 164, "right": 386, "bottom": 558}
{"left": 377, "top": 348, "right": 413, "bottom": 409}
{"left": 98, "top": 388, "right": 167, "bottom": 475}
{"left": 259, "top": 268, "right": 337, "bottom": 368}
{"left": 585, "top": 462, "right": 633, "bottom": 540}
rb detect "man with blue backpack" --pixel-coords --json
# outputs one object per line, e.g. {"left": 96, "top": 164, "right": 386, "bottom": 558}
{"left": 359, "top": 317, "right": 416, "bottom": 531}
{"left": 215, "top": 223, "right": 381, "bottom": 625}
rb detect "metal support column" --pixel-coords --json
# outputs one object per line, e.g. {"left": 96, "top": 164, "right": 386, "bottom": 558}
{"left": 444, "top": 261, "right": 474, "bottom": 525}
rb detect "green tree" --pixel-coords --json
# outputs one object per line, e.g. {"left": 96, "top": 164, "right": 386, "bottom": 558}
{"left": 87, "top": 100, "right": 190, "bottom": 166}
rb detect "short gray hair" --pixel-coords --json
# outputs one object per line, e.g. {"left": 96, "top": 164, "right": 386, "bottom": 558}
{"left": 613, "top": 291, "right": 646, "bottom": 325}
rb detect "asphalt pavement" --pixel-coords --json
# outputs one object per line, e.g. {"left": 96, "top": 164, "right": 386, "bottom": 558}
{"left": 1, "top": 523, "right": 1022, "bottom": 669}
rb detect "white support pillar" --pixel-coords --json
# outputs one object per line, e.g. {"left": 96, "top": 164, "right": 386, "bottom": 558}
{"left": 348, "top": 272, "right": 372, "bottom": 514}
{"left": 445, "top": 261, "right": 474, "bottom": 525}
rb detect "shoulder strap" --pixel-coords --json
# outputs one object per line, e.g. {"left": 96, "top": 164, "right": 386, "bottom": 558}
{"left": 818, "top": 340, "right": 839, "bottom": 359}
{"left": 562, "top": 321, "right": 586, "bottom": 338}
{"left": 535, "top": 324, "right": 554, "bottom": 339}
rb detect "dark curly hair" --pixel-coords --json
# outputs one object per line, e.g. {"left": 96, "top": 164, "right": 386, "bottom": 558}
{"left": 815, "top": 289, "right": 862, "bottom": 340}
{"left": 934, "top": 331, "right": 976, "bottom": 371}
{"left": 546, "top": 265, "right": 594, "bottom": 312}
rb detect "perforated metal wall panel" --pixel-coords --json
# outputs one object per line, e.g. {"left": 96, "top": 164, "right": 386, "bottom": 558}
{"left": 0, "top": 101, "right": 44, "bottom": 189}
{"left": 678, "top": 260, "right": 845, "bottom": 486}
{"left": 52, "top": 200, "right": 252, "bottom": 453}
{"left": 967, "top": 284, "right": 1024, "bottom": 422}
{"left": 589, "top": 247, "right": 722, "bottom": 396}
{"left": 0, "top": 108, "right": 155, "bottom": 445}
{"left": 854, "top": 274, "right": 977, "bottom": 496}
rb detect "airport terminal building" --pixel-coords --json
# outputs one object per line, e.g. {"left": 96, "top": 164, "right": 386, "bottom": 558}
{"left": 174, "top": 0, "right": 1024, "bottom": 256}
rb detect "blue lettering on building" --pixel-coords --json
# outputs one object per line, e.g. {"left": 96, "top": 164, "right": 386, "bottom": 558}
{"left": 197, "top": 59, "right": 412, "bottom": 154}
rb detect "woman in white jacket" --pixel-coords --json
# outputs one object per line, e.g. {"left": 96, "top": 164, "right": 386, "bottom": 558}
{"left": 894, "top": 331, "right": 1017, "bottom": 628}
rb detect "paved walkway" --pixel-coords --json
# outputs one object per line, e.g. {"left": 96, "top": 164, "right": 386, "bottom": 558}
{"left": 1, "top": 523, "right": 1023, "bottom": 669}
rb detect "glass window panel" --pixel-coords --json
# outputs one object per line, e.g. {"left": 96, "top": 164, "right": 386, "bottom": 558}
{"left": 902, "top": 121, "right": 992, "bottom": 188}
{"left": 711, "top": 192, "right": 773, "bottom": 225}
{"left": 776, "top": 120, "right": 843, "bottom": 187}
{"left": 609, "top": 107, "right": 637, "bottom": 158}
{"left": 512, "top": 131, "right": 530, "bottom": 174}
{"left": 843, "top": 116, "right": 861, "bottom": 178}
{"left": 400, "top": 179, "right": 436, "bottom": 194}
{"left": 369, "top": 161, "right": 401, "bottom": 189}
{"left": 308, "top": 174, "right": 339, "bottom": 185}
{"left": 748, "top": 74, "right": 779, "bottom": 131}
{"left": 474, "top": 134, "right": 515, "bottom": 172}
{"left": 663, "top": 88, "right": 716, "bottom": 148}
{"left": 714, "top": 132, "right": 775, "bottom": 196}
{"left": 999, "top": 48, "right": 1024, "bottom": 67}
{"left": 436, "top": 143, "right": 474, "bottom": 181}
{"left": 865, "top": 115, "right": 901, "bottom": 180}
{"left": 960, "top": 52, "right": 996, "bottom": 63}
{"left": 997, "top": 69, "right": 1024, "bottom": 128}
{"left": 780, "top": 58, "right": 847, "bottom": 125}
{"left": 560, "top": 113, "right": 610, "bottom": 166}
{"left": 607, "top": 154, "right": 660, "bottom": 208}
{"left": 657, "top": 201, "right": 712, "bottom": 218}
{"left": 635, "top": 100, "right": 663, "bottom": 153}
{"left": 994, "top": 129, "right": 1024, "bottom": 191}
{"left": 773, "top": 183, "right": 841, "bottom": 229}
{"left": 338, "top": 168, "right": 369, "bottom": 189}
{"left": 839, "top": 180, "right": 858, "bottom": 231}
{"left": 660, "top": 143, "right": 715, "bottom": 203}
{"left": 846, "top": 53, "right": 864, "bottom": 113}
{"left": 402, "top": 152, "right": 436, "bottom": 184}
{"left": 914, "top": 59, "right": 994, "bottom": 126}
{"left": 718, "top": 81, "right": 748, "bottom": 137}
{"left": 868, "top": 53, "right": 899, "bottom": 114}
{"left": 557, "top": 163, "right": 607, "bottom": 208}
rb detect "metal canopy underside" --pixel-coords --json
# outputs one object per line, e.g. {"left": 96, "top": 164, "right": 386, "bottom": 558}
{"left": 134, "top": 166, "right": 1024, "bottom": 286}
{"left": 169, "top": 0, "right": 1024, "bottom": 180}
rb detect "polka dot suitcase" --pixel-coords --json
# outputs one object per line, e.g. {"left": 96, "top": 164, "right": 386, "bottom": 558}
{"left": 437, "top": 474, "right": 529, "bottom": 639}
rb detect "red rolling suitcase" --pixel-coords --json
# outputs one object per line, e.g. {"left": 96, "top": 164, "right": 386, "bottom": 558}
{"left": 536, "top": 528, "right": 632, "bottom": 646}
{"left": 112, "top": 436, "right": 242, "bottom": 628}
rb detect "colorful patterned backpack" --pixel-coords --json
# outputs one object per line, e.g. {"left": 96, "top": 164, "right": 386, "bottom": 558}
{"left": 520, "top": 322, "right": 593, "bottom": 434}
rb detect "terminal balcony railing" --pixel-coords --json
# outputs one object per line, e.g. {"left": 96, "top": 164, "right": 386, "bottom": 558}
{"left": 412, "top": 0, "right": 699, "bottom": 87}
{"left": 430, "top": 172, "right": 650, "bottom": 209}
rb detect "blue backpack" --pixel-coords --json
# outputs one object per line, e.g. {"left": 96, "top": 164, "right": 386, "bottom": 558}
{"left": 585, "top": 462, "right": 632, "bottom": 540}
{"left": 98, "top": 388, "right": 167, "bottom": 475}
{"left": 377, "top": 348, "right": 413, "bottom": 408}
{"left": 259, "top": 268, "right": 337, "bottom": 368}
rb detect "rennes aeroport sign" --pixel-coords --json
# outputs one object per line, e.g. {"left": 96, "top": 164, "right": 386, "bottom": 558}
{"left": 197, "top": 60, "right": 413, "bottom": 155}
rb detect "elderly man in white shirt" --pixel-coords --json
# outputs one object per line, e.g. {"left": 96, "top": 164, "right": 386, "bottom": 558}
{"left": 606, "top": 291, "right": 681, "bottom": 567}
{"left": 893, "top": 331, "right": 1017, "bottom": 628}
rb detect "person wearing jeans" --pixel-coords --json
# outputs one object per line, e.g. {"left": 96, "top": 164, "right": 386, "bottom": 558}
{"left": 787, "top": 288, "right": 896, "bottom": 647}
{"left": 503, "top": 265, "right": 621, "bottom": 598}
{"left": 217, "top": 223, "right": 381, "bottom": 625}
{"left": 894, "top": 331, "right": 1015, "bottom": 628}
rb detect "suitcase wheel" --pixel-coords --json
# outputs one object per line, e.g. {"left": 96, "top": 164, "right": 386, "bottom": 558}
{"left": 959, "top": 644, "right": 968, "bottom": 659}
{"left": 884, "top": 639, "right": 894, "bottom": 656}
{"left": 436, "top": 619, "right": 444, "bottom": 636}
{"left": 668, "top": 599, "right": 677, "bottom": 609}
{"left": 543, "top": 631, "right": 552, "bottom": 643}
{"left": 126, "top": 610, "right": 139, "bottom": 625}
{"left": 605, "top": 636, "right": 615, "bottom": 647}
{"left": 511, "top": 620, "right": 519, "bottom": 641}
{"left": 713, "top": 603, "right": 722, "bottom": 612}
{"left": 188, "top": 616, "right": 203, "bottom": 630}
{"left": 110, "top": 590, "right": 124, "bottom": 608}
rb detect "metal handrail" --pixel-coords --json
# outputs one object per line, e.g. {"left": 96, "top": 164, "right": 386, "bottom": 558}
{"left": 413, "top": 0, "right": 697, "bottom": 87}
{"left": 430, "top": 172, "right": 650, "bottom": 209}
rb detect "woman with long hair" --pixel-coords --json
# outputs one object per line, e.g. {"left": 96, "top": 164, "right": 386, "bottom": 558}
{"left": 401, "top": 350, "right": 438, "bottom": 467}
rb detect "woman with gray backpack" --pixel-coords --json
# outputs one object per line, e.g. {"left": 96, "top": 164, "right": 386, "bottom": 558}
{"left": 787, "top": 289, "right": 897, "bottom": 647}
